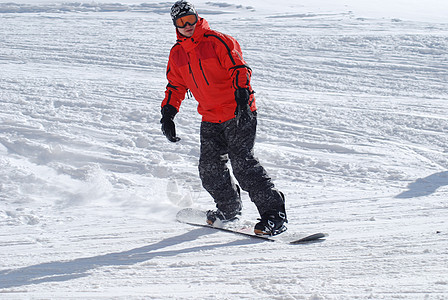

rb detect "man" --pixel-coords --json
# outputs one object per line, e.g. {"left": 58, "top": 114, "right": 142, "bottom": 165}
{"left": 160, "top": 0, "right": 287, "bottom": 235}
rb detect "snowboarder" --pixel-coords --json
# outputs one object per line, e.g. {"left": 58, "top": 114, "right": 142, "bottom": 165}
{"left": 160, "top": 0, "right": 287, "bottom": 235}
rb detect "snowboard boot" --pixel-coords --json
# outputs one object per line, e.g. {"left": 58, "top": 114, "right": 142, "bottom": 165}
{"left": 206, "top": 185, "right": 242, "bottom": 225}
{"left": 254, "top": 204, "right": 288, "bottom": 236}
{"left": 206, "top": 205, "right": 242, "bottom": 225}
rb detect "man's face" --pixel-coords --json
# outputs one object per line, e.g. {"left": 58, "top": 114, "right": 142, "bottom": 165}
{"left": 178, "top": 23, "right": 196, "bottom": 38}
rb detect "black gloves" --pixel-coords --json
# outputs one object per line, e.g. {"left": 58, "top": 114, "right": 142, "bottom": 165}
{"left": 234, "top": 88, "right": 254, "bottom": 124}
{"left": 235, "top": 88, "right": 251, "bottom": 106}
{"left": 160, "top": 104, "right": 181, "bottom": 142}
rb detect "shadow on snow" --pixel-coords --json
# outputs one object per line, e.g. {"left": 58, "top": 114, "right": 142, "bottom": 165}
{"left": 396, "top": 171, "right": 448, "bottom": 199}
{"left": 0, "top": 227, "right": 260, "bottom": 289}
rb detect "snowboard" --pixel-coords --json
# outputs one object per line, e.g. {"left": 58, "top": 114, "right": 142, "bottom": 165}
{"left": 176, "top": 208, "right": 328, "bottom": 244}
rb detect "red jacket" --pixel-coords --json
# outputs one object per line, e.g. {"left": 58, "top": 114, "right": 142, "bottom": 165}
{"left": 162, "top": 18, "right": 256, "bottom": 123}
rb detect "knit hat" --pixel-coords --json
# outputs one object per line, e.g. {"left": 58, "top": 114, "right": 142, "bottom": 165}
{"left": 170, "top": 1, "right": 198, "bottom": 22}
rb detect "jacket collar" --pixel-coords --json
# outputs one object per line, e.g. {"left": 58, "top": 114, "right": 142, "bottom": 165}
{"left": 176, "top": 17, "right": 209, "bottom": 52}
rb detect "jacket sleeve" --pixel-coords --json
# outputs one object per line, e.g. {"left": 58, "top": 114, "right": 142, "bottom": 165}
{"left": 210, "top": 33, "right": 252, "bottom": 90}
{"left": 161, "top": 51, "right": 188, "bottom": 112}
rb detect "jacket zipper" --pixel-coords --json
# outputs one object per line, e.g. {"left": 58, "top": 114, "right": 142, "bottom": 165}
{"left": 188, "top": 62, "right": 199, "bottom": 88}
{"left": 199, "top": 59, "right": 209, "bottom": 86}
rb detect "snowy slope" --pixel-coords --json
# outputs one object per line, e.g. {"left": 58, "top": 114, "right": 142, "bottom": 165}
{"left": 1, "top": 1, "right": 447, "bottom": 299}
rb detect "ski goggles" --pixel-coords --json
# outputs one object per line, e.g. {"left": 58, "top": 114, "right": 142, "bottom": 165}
{"left": 174, "top": 14, "right": 198, "bottom": 28}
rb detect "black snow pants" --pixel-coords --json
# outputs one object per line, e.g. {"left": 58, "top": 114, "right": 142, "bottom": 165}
{"left": 198, "top": 113, "right": 284, "bottom": 216}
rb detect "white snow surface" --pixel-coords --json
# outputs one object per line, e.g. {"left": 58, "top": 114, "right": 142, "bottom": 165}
{"left": 1, "top": 0, "right": 448, "bottom": 299}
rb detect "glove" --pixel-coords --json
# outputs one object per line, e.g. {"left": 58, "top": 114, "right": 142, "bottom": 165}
{"left": 235, "top": 88, "right": 251, "bottom": 107}
{"left": 160, "top": 104, "right": 181, "bottom": 142}
{"left": 234, "top": 88, "right": 253, "bottom": 125}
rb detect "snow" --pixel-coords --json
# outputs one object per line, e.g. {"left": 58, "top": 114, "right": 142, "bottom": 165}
{"left": 1, "top": 0, "right": 447, "bottom": 298}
